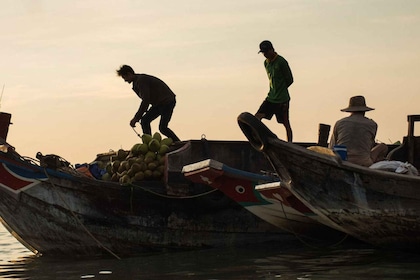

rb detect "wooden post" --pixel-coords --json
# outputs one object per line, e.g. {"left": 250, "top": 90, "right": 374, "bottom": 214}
{"left": 0, "top": 112, "right": 12, "bottom": 141}
{"left": 407, "top": 115, "right": 420, "bottom": 165}
{"left": 318, "top": 123, "right": 331, "bottom": 147}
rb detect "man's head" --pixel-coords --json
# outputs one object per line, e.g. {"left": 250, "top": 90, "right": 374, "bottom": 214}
{"left": 116, "top": 65, "right": 135, "bottom": 83}
{"left": 258, "top": 40, "right": 275, "bottom": 59}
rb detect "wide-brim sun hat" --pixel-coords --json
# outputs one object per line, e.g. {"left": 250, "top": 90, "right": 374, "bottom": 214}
{"left": 341, "top": 95, "right": 374, "bottom": 112}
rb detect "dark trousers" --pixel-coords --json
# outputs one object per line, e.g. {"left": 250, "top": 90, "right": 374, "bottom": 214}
{"left": 141, "top": 99, "right": 180, "bottom": 142}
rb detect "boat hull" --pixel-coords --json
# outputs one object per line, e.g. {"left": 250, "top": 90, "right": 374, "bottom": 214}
{"left": 183, "top": 159, "right": 347, "bottom": 243}
{"left": 0, "top": 139, "right": 292, "bottom": 258}
{"left": 238, "top": 112, "right": 420, "bottom": 250}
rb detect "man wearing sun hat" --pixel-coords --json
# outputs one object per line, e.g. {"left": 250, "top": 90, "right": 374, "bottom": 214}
{"left": 328, "top": 95, "right": 388, "bottom": 166}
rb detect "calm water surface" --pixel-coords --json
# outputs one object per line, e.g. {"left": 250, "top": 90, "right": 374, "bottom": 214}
{"left": 1, "top": 224, "right": 419, "bottom": 279}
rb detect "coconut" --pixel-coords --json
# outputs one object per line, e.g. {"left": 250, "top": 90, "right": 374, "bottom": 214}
{"left": 142, "top": 134, "right": 153, "bottom": 145}
{"left": 153, "top": 132, "right": 162, "bottom": 142}
{"left": 161, "top": 138, "right": 173, "bottom": 146}
{"left": 101, "top": 173, "right": 111, "bottom": 181}
{"left": 144, "top": 170, "right": 153, "bottom": 179}
{"left": 106, "top": 163, "right": 112, "bottom": 174}
{"left": 147, "top": 162, "right": 157, "bottom": 171}
{"left": 117, "top": 149, "right": 128, "bottom": 160}
{"left": 112, "top": 160, "right": 121, "bottom": 172}
{"left": 134, "top": 171, "right": 145, "bottom": 181}
{"left": 130, "top": 163, "right": 142, "bottom": 173}
{"left": 127, "top": 168, "right": 136, "bottom": 177}
{"left": 138, "top": 143, "right": 149, "bottom": 155}
{"left": 158, "top": 156, "right": 165, "bottom": 165}
{"left": 118, "top": 163, "right": 126, "bottom": 173}
{"left": 119, "top": 174, "right": 131, "bottom": 185}
{"left": 111, "top": 173, "right": 119, "bottom": 182}
{"left": 130, "top": 143, "right": 142, "bottom": 156}
{"left": 148, "top": 139, "right": 160, "bottom": 152}
{"left": 127, "top": 158, "right": 137, "bottom": 166}
{"left": 120, "top": 160, "right": 129, "bottom": 170}
{"left": 139, "top": 162, "right": 148, "bottom": 171}
{"left": 159, "top": 144, "right": 169, "bottom": 155}
{"left": 157, "top": 165, "right": 165, "bottom": 174}
{"left": 135, "top": 155, "right": 145, "bottom": 163}
{"left": 144, "top": 151, "right": 156, "bottom": 163}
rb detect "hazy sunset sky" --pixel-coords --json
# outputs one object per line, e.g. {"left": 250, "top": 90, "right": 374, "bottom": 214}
{"left": 1, "top": 0, "right": 419, "bottom": 164}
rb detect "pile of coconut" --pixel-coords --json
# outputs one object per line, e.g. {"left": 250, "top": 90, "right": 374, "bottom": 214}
{"left": 101, "top": 132, "right": 173, "bottom": 184}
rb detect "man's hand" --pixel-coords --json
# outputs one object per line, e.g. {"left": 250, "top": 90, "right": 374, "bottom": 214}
{"left": 130, "top": 118, "right": 138, "bottom": 128}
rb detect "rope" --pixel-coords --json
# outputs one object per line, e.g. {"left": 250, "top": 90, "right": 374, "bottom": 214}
{"left": 130, "top": 186, "right": 134, "bottom": 213}
{"left": 128, "top": 183, "right": 218, "bottom": 199}
{"left": 42, "top": 169, "right": 121, "bottom": 260}
{"left": 132, "top": 127, "right": 142, "bottom": 139}
{"left": 40, "top": 167, "right": 217, "bottom": 259}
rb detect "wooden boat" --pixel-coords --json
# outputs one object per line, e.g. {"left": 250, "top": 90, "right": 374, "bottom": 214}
{"left": 0, "top": 112, "right": 294, "bottom": 258}
{"left": 182, "top": 159, "right": 347, "bottom": 243}
{"left": 237, "top": 112, "right": 420, "bottom": 250}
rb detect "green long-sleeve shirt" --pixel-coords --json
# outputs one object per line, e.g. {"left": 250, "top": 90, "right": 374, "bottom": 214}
{"left": 264, "top": 54, "right": 293, "bottom": 103}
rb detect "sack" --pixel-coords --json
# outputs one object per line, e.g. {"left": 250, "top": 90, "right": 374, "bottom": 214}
{"left": 369, "top": 160, "right": 418, "bottom": 176}
{"left": 88, "top": 162, "right": 107, "bottom": 179}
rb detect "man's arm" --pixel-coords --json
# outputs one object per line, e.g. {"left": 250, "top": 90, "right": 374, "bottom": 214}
{"left": 132, "top": 101, "right": 149, "bottom": 123}
{"left": 328, "top": 124, "right": 338, "bottom": 149}
{"left": 282, "top": 61, "right": 293, "bottom": 88}
{"left": 130, "top": 82, "right": 151, "bottom": 127}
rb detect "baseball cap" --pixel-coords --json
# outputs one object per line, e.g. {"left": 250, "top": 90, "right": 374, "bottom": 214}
{"left": 258, "top": 40, "right": 274, "bottom": 53}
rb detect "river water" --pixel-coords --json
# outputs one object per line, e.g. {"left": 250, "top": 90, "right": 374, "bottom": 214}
{"left": 0, "top": 224, "right": 419, "bottom": 279}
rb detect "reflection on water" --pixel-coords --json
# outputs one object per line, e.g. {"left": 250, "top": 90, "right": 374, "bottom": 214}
{"left": 0, "top": 224, "right": 33, "bottom": 279}
{"left": 1, "top": 223, "right": 420, "bottom": 279}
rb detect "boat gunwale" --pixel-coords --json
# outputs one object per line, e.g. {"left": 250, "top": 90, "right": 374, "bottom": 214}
{"left": 265, "top": 137, "right": 420, "bottom": 199}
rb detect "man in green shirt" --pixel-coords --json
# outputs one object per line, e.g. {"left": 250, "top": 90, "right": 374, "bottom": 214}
{"left": 255, "top": 40, "right": 294, "bottom": 142}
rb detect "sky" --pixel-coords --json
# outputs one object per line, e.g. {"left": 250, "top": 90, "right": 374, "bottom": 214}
{"left": 1, "top": 0, "right": 420, "bottom": 164}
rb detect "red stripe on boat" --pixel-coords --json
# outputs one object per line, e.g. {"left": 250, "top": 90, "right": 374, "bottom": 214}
{"left": 0, "top": 163, "right": 39, "bottom": 191}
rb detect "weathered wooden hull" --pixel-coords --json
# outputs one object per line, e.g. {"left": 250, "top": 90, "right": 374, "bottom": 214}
{"left": 0, "top": 139, "right": 292, "bottom": 258}
{"left": 238, "top": 112, "right": 420, "bottom": 250}
{"left": 182, "top": 159, "right": 346, "bottom": 243}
